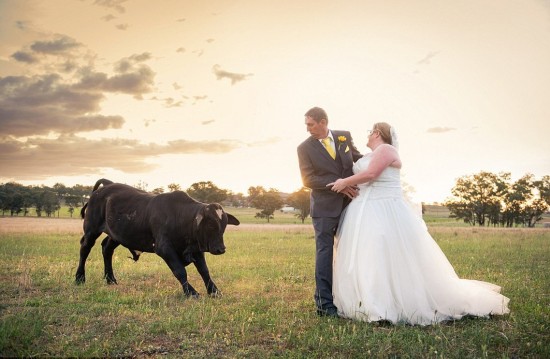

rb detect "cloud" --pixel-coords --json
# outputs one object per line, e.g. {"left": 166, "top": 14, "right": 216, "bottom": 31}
{"left": 10, "top": 34, "right": 90, "bottom": 74}
{"left": 30, "top": 35, "right": 81, "bottom": 54}
{"left": 0, "top": 74, "right": 122, "bottom": 137}
{"left": 0, "top": 135, "right": 243, "bottom": 179}
{"left": 1, "top": 50, "right": 155, "bottom": 137}
{"left": 15, "top": 21, "right": 27, "bottom": 30}
{"left": 11, "top": 51, "right": 38, "bottom": 63}
{"left": 426, "top": 127, "right": 456, "bottom": 133}
{"left": 93, "top": 0, "right": 127, "bottom": 14}
{"left": 163, "top": 97, "right": 183, "bottom": 107}
{"left": 11, "top": 35, "right": 83, "bottom": 65}
{"left": 143, "top": 119, "right": 156, "bottom": 127}
{"left": 101, "top": 14, "right": 117, "bottom": 22}
{"left": 212, "top": 64, "right": 253, "bottom": 85}
{"left": 202, "top": 120, "right": 215, "bottom": 125}
{"left": 176, "top": 47, "right": 186, "bottom": 53}
{"left": 115, "top": 23, "right": 129, "bottom": 30}
{"left": 75, "top": 54, "right": 155, "bottom": 98}
{"left": 417, "top": 51, "right": 440, "bottom": 65}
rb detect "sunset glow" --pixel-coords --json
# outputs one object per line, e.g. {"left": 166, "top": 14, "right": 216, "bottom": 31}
{"left": 1, "top": 0, "right": 549, "bottom": 202}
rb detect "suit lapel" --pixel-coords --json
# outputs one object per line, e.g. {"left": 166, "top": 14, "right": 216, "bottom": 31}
{"left": 333, "top": 130, "right": 353, "bottom": 170}
{"left": 308, "top": 137, "right": 339, "bottom": 168}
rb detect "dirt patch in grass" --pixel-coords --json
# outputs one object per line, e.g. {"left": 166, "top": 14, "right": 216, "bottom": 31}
{"left": 0, "top": 217, "right": 83, "bottom": 234}
{"left": 0, "top": 217, "right": 313, "bottom": 234}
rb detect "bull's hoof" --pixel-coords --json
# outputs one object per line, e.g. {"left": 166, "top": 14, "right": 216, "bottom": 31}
{"left": 75, "top": 274, "right": 86, "bottom": 284}
{"left": 104, "top": 273, "right": 118, "bottom": 285}
{"left": 208, "top": 290, "right": 222, "bottom": 298}
{"left": 184, "top": 291, "right": 200, "bottom": 299}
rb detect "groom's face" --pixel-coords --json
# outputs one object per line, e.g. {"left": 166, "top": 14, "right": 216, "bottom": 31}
{"left": 305, "top": 116, "right": 328, "bottom": 139}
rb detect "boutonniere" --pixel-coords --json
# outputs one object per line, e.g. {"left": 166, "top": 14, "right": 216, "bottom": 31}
{"left": 337, "top": 136, "right": 347, "bottom": 151}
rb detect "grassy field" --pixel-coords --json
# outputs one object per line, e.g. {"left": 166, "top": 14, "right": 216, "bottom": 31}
{"left": 0, "top": 218, "right": 549, "bottom": 357}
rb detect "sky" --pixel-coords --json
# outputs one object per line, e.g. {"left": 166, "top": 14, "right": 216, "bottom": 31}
{"left": 1, "top": 0, "right": 549, "bottom": 203}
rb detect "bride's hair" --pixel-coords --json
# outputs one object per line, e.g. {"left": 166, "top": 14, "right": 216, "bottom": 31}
{"left": 373, "top": 122, "right": 392, "bottom": 145}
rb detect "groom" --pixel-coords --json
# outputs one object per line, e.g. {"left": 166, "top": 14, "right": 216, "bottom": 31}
{"left": 297, "top": 107, "right": 362, "bottom": 317}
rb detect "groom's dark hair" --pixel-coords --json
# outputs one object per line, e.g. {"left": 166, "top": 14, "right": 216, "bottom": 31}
{"left": 305, "top": 107, "right": 328, "bottom": 123}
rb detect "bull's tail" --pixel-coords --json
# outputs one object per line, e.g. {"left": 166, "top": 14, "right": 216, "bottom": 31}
{"left": 80, "top": 179, "right": 114, "bottom": 219}
{"left": 80, "top": 202, "right": 88, "bottom": 219}
{"left": 93, "top": 178, "right": 114, "bottom": 191}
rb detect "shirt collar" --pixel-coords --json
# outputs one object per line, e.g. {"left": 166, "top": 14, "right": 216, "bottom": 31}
{"left": 318, "top": 130, "right": 334, "bottom": 143}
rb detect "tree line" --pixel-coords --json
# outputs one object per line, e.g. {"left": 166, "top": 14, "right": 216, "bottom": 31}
{"left": 0, "top": 180, "right": 312, "bottom": 223}
{"left": 4, "top": 171, "right": 546, "bottom": 227}
{"left": 444, "top": 172, "right": 549, "bottom": 227}
{"left": 0, "top": 182, "right": 92, "bottom": 217}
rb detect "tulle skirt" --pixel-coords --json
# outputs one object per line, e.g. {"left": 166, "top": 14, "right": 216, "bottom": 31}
{"left": 333, "top": 187, "right": 510, "bottom": 325}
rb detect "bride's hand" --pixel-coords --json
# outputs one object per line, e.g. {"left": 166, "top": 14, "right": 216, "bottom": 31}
{"left": 327, "top": 178, "right": 347, "bottom": 192}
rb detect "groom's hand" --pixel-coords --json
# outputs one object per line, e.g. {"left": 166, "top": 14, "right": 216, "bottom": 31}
{"left": 340, "top": 186, "right": 359, "bottom": 199}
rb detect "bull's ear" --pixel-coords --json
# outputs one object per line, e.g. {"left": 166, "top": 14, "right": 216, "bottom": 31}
{"left": 226, "top": 213, "right": 240, "bottom": 226}
{"left": 194, "top": 212, "right": 204, "bottom": 231}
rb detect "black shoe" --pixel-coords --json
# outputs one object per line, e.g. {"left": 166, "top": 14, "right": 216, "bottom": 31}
{"left": 317, "top": 307, "right": 339, "bottom": 317}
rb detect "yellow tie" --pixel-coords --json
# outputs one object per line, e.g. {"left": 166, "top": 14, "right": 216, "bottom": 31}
{"left": 322, "top": 137, "right": 336, "bottom": 160}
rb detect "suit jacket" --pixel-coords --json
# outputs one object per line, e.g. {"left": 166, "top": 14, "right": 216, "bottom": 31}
{"left": 297, "top": 130, "right": 362, "bottom": 218}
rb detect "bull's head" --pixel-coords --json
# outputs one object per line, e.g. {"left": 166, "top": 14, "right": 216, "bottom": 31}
{"left": 193, "top": 203, "right": 239, "bottom": 254}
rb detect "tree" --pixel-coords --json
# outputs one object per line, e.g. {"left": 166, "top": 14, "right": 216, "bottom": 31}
{"left": 225, "top": 191, "right": 246, "bottom": 207}
{"left": 248, "top": 186, "right": 284, "bottom": 223}
{"left": 502, "top": 174, "right": 533, "bottom": 227}
{"left": 167, "top": 183, "right": 181, "bottom": 192}
{"left": 186, "top": 181, "right": 228, "bottom": 203}
{"left": 287, "top": 187, "right": 311, "bottom": 223}
{"left": 20, "top": 189, "right": 34, "bottom": 216}
{"left": 446, "top": 171, "right": 549, "bottom": 227}
{"left": 0, "top": 182, "right": 25, "bottom": 216}
{"left": 151, "top": 187, "right": 164, "bottom": 194}
{"left": 65, "top": 195, "right": 82, "bottom": 218}
{"left": 53, "top": 183, "right": 68, "bottom": 217}
{"left": 516, "top": 174, "right": 550, "bottom": 227}
{"left": 40, "top": 190, "right": 60, "bottom": 217}
{"left": 71, "top": 184, "right": 93, "bottom": 205}
{"left": 445, "top": 171, "right": 508, "bottom": 226}
{"left": 135, "top": 180, "right": 148, "bottom": 191}
{"left": 536, "top": 175, "right": 550, "bottom": 204}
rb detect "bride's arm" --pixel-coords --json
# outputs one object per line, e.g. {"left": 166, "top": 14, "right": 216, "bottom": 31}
{"left": 329, "top": 145, "right": 400, "bottom": 192}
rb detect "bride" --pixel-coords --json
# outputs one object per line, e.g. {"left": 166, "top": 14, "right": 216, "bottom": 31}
{"left": 328, "top": 122, "right": 509, "bottom": 325}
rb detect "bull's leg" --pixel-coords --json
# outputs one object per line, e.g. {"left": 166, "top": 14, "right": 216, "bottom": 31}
{"left": 101, "top": 236, "right": 120, "bottom": 284}
{"left": 75, "top": 231, "right": 102, "bottom": 284}
{"left": 156, "top": 244, "right": 199, "bottom": 298}
{"left": 193, "top": 252, "right": 221, "bottom": 297}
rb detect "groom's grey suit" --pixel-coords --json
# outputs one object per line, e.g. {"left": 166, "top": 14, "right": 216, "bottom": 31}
{"left": 297, "top": 130, "right": 362, "bottom": 313}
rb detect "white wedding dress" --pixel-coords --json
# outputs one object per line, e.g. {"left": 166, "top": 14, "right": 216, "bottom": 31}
{"left": 333, "top": 154, "right": 510, "bottom": 325}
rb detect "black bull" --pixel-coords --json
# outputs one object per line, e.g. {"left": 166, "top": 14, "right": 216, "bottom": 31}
{"left": 75, "top": 179, "right": 240, "bottom": 297}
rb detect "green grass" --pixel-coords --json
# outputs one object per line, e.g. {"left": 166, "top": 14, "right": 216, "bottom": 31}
{"left": 0, "top": 226, "right": 549, "bottom": 357}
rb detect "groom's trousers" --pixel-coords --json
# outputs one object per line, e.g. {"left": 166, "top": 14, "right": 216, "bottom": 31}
{"left": 312, "top": 216, "right": 340, "bottom": 311}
